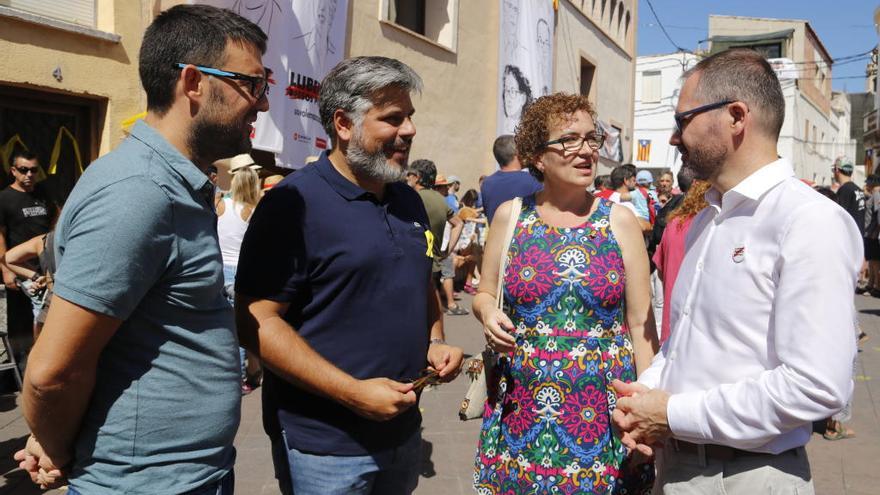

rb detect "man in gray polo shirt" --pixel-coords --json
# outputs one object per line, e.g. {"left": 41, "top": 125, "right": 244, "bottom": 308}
{"left": 13, "top": 5, "right": 269, "bottom": 493}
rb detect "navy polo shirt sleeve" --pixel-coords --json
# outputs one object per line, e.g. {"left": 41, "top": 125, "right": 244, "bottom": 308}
{"left": 236, "top": 184, "right": 307, "bottom": 303}
{"left": 53, "top": 177, "right": 175, "bottom": 320}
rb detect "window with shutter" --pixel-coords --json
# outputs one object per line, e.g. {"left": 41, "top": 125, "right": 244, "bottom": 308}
{"left": 4, "top": 0, "right": 95, "bottom": 28}
{"left": 642, "top": 71, "right": 661, "bottom": 103}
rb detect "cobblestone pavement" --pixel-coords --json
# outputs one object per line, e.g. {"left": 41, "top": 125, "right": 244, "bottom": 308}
{"left": 0, "top": 291, "right": 878, "bottom": 494}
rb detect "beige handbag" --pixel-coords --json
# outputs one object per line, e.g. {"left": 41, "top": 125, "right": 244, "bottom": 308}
{"left": 458, "top": 197, "right": 522, "bottom": 420}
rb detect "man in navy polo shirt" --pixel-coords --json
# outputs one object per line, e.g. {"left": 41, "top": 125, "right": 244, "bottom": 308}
{"left": 235, "top": 56, "right": 464, "bottom": 495}
{"left": 480, "top": 134, "right": 542, "bottom": 223}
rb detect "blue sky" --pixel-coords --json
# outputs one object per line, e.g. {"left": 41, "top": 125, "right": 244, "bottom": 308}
{"left": 637, "top": 0, "right": 878, "bottom": 92}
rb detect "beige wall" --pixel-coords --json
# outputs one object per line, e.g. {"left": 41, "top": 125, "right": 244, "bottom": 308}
{"left": 800, "top": 27, "right": 832, "bottom": 116}
{"left": 556, "top": 0, "right": 637, "bottom": 171}
{"left": 567, "top": 0, "right": 636, "bottom": 56}
{"left": 348, "top": 0, "right": 500, "bottom": 190}
{"left": 0, "top": 0, "right": 151, "bottom": 156}
{"left": 708, "top": 15, "right": 831, "bottom": 118}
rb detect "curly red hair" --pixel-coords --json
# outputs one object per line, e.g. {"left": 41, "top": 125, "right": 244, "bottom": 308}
{"left": 514, "top": 93, "right": 596, "bottom": 182}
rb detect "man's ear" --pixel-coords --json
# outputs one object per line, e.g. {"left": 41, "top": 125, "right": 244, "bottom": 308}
{"left": 334, "top": 109, "right": 354, "bottom": 143}
{"left": 179, "top": 65, "right": 207, "bottom": 106}
{"left": 729, "top": 101, "right": 748, "bottom": 135}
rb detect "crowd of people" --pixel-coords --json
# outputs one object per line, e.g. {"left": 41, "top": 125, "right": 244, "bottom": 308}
{"left": 0, "top": 4, "right": 869, "bottom": 495}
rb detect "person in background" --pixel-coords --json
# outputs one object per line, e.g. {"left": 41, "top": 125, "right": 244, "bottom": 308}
{"left": 810, "top": 186, "right": 860, "bottom": 442}
{"left": 593, "top": 173, "right": 614, "bottom": 199}
{"left": 834, "top": 159, "right": 865, "bottom": 235}
{"left": 410, "top": 162, "right": 466, "bottom": 316}
{"left": 860, "top": 174, "right": 880, "bottom": 297}
{"left": 635, "top": 169, "right": 660, "bottom": 223}
{"left": 0, "top": 151, "right": 58, "bottom": 355}
{"left": 657, "top": 191, "right": 671, "bottom": 207}
{"left": 833, "top": 159, "right": 867, "bottom": 292}
{"left": 446, "top": 175, "right": 461, "bottom": 213}
{"left": 657, "top": 170, "right": 679, "bottom": 196}
{"left": 217, "top": 167, "right": 262, "bottom": 395}
{"left": 454, "top": 189, "right": 486, "bottom": 295}
{"left": 475, "top": 174, "right": 486, "bottom": 209}
{"left": 261, "top": 174, "right": 284, "bottom": 196}
{"left": 609, "top": 166, "right": 652, "bottom": 233}
{"left": 651, "top": 180, "right": 711, "bottom": 345}
{"left": 433, "top": 174, "right": 467, "bottom": 315}
{"left": 480, "top": 134, "right": 542, "bottom": 224}
{"left": 229, "top": 153, "right": 263, "bottom": 176}
{"left": 405, "top": 168, "right": 420, "bottom": 188}
{"left": 647, "top": 167, "right": 696, "bottom": 339}
{"left": 207, "top": 164, "right": 219, "bottom": 185}
{"left": 2, "top": 228, "right": 57, "bottom": 340}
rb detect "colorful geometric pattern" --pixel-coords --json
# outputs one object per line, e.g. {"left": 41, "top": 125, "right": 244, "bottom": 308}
{"left": 474, "top": 197, "right": 653, "bottom": 494}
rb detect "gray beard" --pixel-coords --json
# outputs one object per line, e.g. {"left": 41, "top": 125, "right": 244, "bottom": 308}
{"left": 346, "top": 130, "right": 406, "bottom": 184}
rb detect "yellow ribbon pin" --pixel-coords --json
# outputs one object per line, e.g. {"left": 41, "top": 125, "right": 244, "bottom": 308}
{"left": 424, "top": 230, "right": 434, "bottom": 258}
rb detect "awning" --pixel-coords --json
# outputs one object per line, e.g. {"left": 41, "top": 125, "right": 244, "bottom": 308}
{"left": 708, "top": 29, "right": 794, "bottom": 44}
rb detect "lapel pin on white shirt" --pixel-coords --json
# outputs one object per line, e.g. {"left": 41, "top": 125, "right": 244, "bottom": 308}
{"left": 732, "top": 246, "right": 746, "bottom": 263}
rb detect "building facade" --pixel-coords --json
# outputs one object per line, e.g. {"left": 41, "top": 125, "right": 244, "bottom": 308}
{"left": 863, "top": 7, "right": 880, "bottom": 176}
{"left": 1, "top": 0, "right": 638, "bottom": 195}
{"left": 708, "top": 15, "right": 853, "bottom": 185}
{"left": 348, "top": 0, "right": 637, "bottom": 186}
{"left": 553, "top": 0, "right": 637, "bottom": 174}
{"left": 632, "top": 52, "right": 699, "bottom": 175}
{"left": 0, "top": 0, "right": 152, "bottom": 201}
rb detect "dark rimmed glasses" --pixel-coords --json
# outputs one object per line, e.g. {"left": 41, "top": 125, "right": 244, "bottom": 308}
{"left": 174, "top": 63, "right": 270, "bottom": 100}
{"left": 543, "top": 132, "right": 606, "bottom": 154}
{"left": 674, "top": 100, "right": 734, "bottom": 133}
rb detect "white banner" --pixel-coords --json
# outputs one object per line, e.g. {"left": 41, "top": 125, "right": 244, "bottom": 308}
{"left": 497, "top": 0, "right": 554, "bottom": 137}
{"left": 194, "top": 0, "right": 348, "bottom": 169}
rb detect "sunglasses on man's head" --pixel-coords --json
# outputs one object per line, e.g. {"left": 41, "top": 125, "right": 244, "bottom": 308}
{"left": 14, "top": 166, "right": 39, "bottom": 175}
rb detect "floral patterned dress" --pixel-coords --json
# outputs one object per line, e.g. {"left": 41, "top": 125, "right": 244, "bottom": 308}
{"left": 474, "top": 196, "right": 653, "bottom": 495}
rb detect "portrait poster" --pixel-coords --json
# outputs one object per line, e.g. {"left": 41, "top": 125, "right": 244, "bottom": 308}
{"left": 596, "top": 120, "right": 623, "bottom": 162}
{"left": 497, "top": 0, "right": 554, "bottom": 137}
{"left": 193, "top": 0, "right": 348, "bottom": 169}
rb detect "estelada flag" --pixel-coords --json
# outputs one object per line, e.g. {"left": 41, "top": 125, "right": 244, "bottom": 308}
{"left": 637, "top": 139, "right": 651, "bottom": 162}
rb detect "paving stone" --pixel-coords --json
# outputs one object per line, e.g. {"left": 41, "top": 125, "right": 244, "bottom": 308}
{"left": 0, "top": 293, "right": 877, "bottom": 494}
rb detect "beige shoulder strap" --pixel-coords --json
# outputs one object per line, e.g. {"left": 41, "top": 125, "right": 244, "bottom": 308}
{"left": 495, "top": 197, "right": 523, "bottom": 310}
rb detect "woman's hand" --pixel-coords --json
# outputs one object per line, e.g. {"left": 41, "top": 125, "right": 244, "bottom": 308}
{"left": 482, "top": 307, "right": 516, "bottom": 353}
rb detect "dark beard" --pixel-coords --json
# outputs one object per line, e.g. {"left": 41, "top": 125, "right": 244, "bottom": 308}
{"left": 347, "top": 128, "right": 407, "bottom": 183}
{"left": 682, "top": 141, "right": 726, "bottom": 181}
{"left": 189, "top": 92, "right": 252, "bottom": 163}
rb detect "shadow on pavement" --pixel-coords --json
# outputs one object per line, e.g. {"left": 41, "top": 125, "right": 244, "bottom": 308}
{"left": 419, "top": 431, "right": 436, "bottom": 478}
{"left": 0, "top": 395, "right": 17, "bottom": 413}
{"left": 0, "top": 433, "right": 39, "bottom": 495}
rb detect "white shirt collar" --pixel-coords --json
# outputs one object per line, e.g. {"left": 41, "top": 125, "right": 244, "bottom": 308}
{"left": 705, "top": 158, "right": 794, "bottom": 215}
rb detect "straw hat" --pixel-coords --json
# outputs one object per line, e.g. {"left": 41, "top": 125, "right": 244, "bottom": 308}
{"left": 229, "top": 153, "right": 262, "bottom": 173}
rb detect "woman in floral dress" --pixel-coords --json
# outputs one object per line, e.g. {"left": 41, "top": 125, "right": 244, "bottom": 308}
{"left": 472, "top": 93, "right": 658, "bottom": 494}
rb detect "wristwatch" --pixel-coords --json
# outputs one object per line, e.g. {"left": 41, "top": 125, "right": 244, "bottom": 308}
{"left": 429, "top": 338, "right": 446, "bottom": 345}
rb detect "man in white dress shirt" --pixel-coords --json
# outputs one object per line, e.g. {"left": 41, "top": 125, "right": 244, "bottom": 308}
{"left": 611, "top": 48, "right": 861, "bottom": 493}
